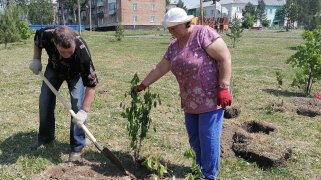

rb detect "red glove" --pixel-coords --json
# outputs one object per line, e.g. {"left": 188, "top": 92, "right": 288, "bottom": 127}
{"left": 218, "top": 88, "right": 232, "bottom": 108}
{"left": 313, "top": 92, "right": 321, "bottom": 100}
{"left": 136, "top": 83, "right": 147, "bottom": 92}
{"left": 131, "top": 83, "right": 147, "bottom": 96}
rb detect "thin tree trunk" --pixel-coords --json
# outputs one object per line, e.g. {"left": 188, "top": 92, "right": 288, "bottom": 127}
{"left": 306, "top": 71, "right": 312, "bottom": 94}
{"left": 61, "top": 1, "right": 66, "bottom": 25}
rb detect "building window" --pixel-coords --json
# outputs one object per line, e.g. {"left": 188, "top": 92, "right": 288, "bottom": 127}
{"left": 150, "top": 16, "right": 155, "bottom": 22}
{"left": 150, "top": 4, "right": 155, "bottom": 11}
{"left": 99, "top": 18, "right": 104, "bottom": 25}
{"left": 133, "top": 3, "right": 137, "bottom": 11}
{"left": 269, "top": 9, "right": 273, "bottom": 14}
{"left": 109, "top": 2, "right": 116, "bottom": 15}
{"left": 133, "top": 16, "right": 138, "bottom": 22}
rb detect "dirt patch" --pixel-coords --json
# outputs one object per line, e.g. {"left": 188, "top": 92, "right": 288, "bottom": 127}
{"left": 221, "top": 121, "right": 292, "bottom": 169}
{"left": 221, "top": 123, "right": 239, "bottom": 157}
{"left": 32, "top": 159, "right": 131, "bottom": 180}
{"left": 272, "top": 97, "right": 321, "bottom": 117}
{"left": 31, "top": 150, "right": 189, "bottom": 179}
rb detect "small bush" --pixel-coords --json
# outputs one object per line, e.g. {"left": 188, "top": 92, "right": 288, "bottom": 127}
{"left": 276, "top": 71, "right": 284, "bottom": 88}
{"left": 115, "top": 24, "right": 124, "bottom": 41}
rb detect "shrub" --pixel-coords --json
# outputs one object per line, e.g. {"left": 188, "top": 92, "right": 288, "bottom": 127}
{"left": 286, "top": 26, "right": 321, "bottom": 94}
{"left": 115, "top": 23, "right": 124, "bottom": 41}
{"left": 120, "top": 73, "right": 161, "bottom": 163}
{"left": 276, "top": 71, "right": 284, "bottom": 88}
{"left": 242, "top": 13, "right": 255, "bottom": 29}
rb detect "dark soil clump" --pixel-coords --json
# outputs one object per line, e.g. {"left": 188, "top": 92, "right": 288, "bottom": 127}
{"left": 224, "top": 106, "right": 241, "bottom": 119}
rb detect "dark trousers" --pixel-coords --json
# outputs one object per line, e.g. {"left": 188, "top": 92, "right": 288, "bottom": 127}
{"left": 38, "top": 66, "right": 86, "bottom": 152}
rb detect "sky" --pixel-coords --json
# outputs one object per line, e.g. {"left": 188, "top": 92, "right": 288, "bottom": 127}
{"left": 182, "top": 0, "right": 199, "bottom": 8}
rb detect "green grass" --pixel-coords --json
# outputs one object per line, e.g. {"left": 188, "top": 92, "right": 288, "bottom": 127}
{"left": 1, "top": 29, "right": 320, "bottom": 179}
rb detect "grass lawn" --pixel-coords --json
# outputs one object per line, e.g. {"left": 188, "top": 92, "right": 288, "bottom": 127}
{"left": 0, "top": 28, "right": 320, "bottom": 179}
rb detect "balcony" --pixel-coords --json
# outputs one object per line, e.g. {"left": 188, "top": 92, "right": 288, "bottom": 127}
{"left": 97, "top": 1, "right": 104, "bottom": 7}
{"left": 97, "top": 11, "right": 104, "bottom": 18}
{"left": 108, "top": 9, "right": 116, "bottom": 15}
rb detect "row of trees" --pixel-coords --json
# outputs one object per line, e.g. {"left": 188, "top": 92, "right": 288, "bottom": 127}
{"left": 1, "top": 0, "right": 55, "bottom": 24}
{"left": 241, "top": 0, "right": 268, "bottom": 28}
{"left": 0, "top": 1, "right": 32, "bottom": 48}
{"left": 275, "top": 0, "right": 321, "bottom": 31}
{"left": 242, "top": 0, "right": 321, "bottom": 30}
{"left": 0, "top": 0, "right": 90, "bottom": 47}
{"left": 0, "top": 0, "right": 88, "bottom": 25}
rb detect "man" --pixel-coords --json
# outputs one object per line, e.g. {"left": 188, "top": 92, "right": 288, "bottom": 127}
{"left": 29, "top": 26, "right": 98, "bottom": 161}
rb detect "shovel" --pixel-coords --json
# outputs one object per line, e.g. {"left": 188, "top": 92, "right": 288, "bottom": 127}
{"left": 38, "top": 71, "right": 136, "bottom": 179}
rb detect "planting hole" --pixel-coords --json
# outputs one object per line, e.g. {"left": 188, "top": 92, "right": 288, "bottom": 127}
{"left": 242, "top": 121, "right": 275, "bottom": 134}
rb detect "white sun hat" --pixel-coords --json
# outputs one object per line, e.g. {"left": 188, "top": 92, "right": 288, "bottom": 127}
{"left": 162, "top": 7, "right": 194, "bottom": 28}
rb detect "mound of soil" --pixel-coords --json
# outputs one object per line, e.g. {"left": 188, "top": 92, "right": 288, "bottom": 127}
{"left": 224, "top": 106, "right": 241, "bottom": 119}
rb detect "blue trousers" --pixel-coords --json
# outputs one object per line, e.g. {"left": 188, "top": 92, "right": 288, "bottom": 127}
{"left": 38, "top": 66, "right": 86, "bottom": 152}
{"left": 185, "top": 109, "right": 224, "bottom": 180}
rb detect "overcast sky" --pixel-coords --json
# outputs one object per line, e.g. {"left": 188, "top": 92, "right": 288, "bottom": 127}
{"left": 182, "top": 0, "right": 199, "bottom": 7}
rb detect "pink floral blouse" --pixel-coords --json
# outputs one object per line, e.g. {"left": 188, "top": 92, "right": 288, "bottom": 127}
{"left": 164, "top": 25, "right": 221, "bottom": 114}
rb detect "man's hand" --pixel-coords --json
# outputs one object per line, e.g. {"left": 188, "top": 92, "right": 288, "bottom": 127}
{"left": 29, "top": 59, "right": 42, "bottom": 75}
{"left": 72, "top": 109, "right": 87, "bottom": 126}
{"left": 218, "top": 88, "right": 232, "bottom": 108}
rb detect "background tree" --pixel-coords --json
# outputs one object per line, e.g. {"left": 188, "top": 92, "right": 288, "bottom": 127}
{"left": 226, "top": 15, "right": 243, "bottom": 48}
{"left": 275, "top": 0, "right": 299, "bottom": 31}
{"left": 17, "top": 21, "right": 33, "bottom": 41}
{"left": 256, "top": 0, "right": 267, "bottom": 25}
{"left": 177, "top": 0, "right": 187, "bottom": 11}
{"left": 0, "top": 3, "right": 21, "bottom": 48}
{"left": 242, "top": 2, "right": 256, "bottom": 17}
{"left": 242, "top": 13, "right": 255, "bottom": 29}
{"left": 276, "top": 0, "right": 320, "bottom": 31}
{"left": 286, "top": 26, "right": 321, "bottom": 94}
{"left": 296, "top": 0, "right": 321, "bottom": 30}
{"left": 63, "top": 0, "right": 86, "bottom": 24}
{"left": 28, "top": 0, "right": 54, "bottom": 24}
{"left": 165, "top": 0, "right": 170, "bottom": 12}
{"left": 13, "top": 0, "right": 29, "bottom": 20}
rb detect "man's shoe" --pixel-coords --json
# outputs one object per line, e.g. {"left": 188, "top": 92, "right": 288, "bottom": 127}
{"left": 68, "top": 152, "right": 82, "bottom": 162}
{"left": 85, "top": 138, "right": 91, "bottom": 146}
{"left": 30, "top": 140, "right": 53, "bottom": 151}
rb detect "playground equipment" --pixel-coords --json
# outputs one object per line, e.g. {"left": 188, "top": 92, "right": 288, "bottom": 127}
{"left": 192, "top": 17, "right": 229, "bottom": 33}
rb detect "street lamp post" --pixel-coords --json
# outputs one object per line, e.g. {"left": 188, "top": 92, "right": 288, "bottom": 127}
{"left": 77, "top": 0, "right": 81, "bottom": 35}
{"left": 200, "top": 0, "right": 203, "bottom": 25}
{"left": 89, "top": 0, "right": 92, "bottom": 31}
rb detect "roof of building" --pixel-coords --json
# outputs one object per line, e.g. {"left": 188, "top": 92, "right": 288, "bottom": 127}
{"left": 187, "top": 0, "right": 285, "bottom": 8}
{"left": 219, "top": 0, "right": 285, "bottom": 6}
{"left": 169, "top": 0, "right": 179, "bottom": 5}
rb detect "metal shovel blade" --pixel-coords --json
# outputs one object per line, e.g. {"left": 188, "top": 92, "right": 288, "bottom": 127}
{"left": 102, "top": 148, "right": 136, "bottom": 179}
{"left": 102, "top": 147, "right": 126, "bottom": 172}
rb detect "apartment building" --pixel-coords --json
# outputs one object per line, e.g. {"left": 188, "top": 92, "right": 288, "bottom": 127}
{"left": 80, "top": 0, "right": 166, "bottom": 30}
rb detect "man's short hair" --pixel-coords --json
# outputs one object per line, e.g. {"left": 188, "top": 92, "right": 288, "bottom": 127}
{"left": 53, "top": 26, "right": 75, "bottom": 49}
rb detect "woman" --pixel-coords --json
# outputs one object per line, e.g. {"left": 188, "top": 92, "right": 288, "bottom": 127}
{"left": 134, "top": 7, "right": 232, "bottom": 179}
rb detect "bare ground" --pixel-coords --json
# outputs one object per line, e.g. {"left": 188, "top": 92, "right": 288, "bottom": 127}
{"left": 272, "top": 97, "right": 321, "bottom": 117}
{"left": 32, "top": 104, "right": 301, "bottom": 179}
